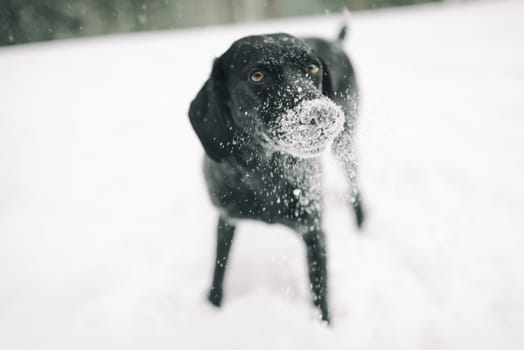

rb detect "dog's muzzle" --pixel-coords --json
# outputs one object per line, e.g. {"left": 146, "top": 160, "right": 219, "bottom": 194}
{"left": 264, "top": 97, "right": 345, "bottom": 158}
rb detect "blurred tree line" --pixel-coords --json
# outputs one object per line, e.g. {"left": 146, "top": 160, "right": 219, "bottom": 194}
{"left": 0, "top": 0, "right": 442, "bottom": 46}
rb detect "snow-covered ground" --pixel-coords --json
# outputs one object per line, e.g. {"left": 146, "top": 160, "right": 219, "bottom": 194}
{"left": 1, "top": 0, "right": 523, "bottom": 349}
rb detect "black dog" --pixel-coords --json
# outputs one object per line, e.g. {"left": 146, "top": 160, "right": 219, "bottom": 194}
{"left": 189, "top": 26, "right": 364, "bottom": 324}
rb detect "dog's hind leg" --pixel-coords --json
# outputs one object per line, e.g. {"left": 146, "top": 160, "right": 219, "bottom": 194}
{"left": 302, "top": 230, "right": 330, "bottom": 324}
{"left": 351, "top": 191, "right": 365, "bottom": 229}
{"left": 332, "top": 126, "right": 366, "bottom": 229}
{"left": 208, "top": 215, "right": 236, "bottom": 307}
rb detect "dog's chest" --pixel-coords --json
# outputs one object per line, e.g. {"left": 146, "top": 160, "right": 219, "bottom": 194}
{"left": 206, "top": 155, "right": 323, "bottom": 227}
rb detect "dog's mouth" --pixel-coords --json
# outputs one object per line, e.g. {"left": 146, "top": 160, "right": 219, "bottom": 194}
{"left": 259, "top": 97, "right": 345, "bottom": 158}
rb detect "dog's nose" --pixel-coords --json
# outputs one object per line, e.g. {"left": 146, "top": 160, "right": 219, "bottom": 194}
{"left": 290, "top": 97, "right": 344, "bottom": 136}
{"left": 300, "top": 113, "right": 319, "bottom": 126}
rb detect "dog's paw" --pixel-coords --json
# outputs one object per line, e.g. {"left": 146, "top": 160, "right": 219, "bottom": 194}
{"left": 351, "top": 193, "right": 365, "bottom": 230}
{"left": 313, "top": 301, "right": 331, "bottom": 325}
{"left": 207, "top": 286, "right": 223, "bottom": 307}
{"left": 353, "top": 201, "right": 365, "bottom": 229}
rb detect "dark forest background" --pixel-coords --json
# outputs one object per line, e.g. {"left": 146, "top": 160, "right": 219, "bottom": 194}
{"left": 0, "top": 0, "right": 443, "bottom": 46}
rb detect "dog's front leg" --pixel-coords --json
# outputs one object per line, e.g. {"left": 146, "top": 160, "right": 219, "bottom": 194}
{"left": 303, "top": 230, "right": 330, "bottom": 324}
{"left": 332, "top": 127, "right": 365, "bottom": 228}
{"left": 208, "top": 215, "right": 236, "bottom": 307}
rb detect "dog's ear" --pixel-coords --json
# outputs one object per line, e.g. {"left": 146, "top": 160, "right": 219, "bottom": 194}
{"left": 305, "top": 38, "right": 357, "bottom": 101}
{"left": 319, "top": 51, "right": 357, "bottom": 101}
{"left": 319, "top": 58, "right": 335, "bottom": 98}
{"left": 189, "top": 57, "right": 234, "bottom": 162}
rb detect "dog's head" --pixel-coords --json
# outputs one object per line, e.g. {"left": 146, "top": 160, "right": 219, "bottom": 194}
{"left": 189, "top": 33, "right": 345, "bottom": 161}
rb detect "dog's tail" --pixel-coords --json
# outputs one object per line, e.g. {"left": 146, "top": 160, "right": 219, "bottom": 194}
{"left": 336, "top": 8, "right": 351, "bottom": 43}
{"left": 337, "top": 25, "right": 348, "bottom": 42}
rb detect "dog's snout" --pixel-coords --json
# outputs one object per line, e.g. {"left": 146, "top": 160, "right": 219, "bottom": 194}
{"left": 295, "top": 99, "right": 343, "bottom": 130}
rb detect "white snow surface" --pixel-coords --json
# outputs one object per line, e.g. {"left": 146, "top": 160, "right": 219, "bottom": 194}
{"left": 1, "top": 1, "right": 524, "bottom": 349}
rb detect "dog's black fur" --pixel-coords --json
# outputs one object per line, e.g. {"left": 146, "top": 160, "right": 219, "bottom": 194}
{"left": 189, "top": 28, "right": 364, "bottom": 324}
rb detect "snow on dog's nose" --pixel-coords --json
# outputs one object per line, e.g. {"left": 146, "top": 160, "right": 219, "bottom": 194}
{"left": 270, "top": 97, "right": 345, "bottom": 158}
{"left": 295, "top": 98, "right": 344, "bottom": 129}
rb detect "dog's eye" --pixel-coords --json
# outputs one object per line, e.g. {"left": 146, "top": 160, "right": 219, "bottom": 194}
{"left": 307, "top": 64, "right": 320, "bottom": 76}
{"left": 249, "top": 71, "right": 265, "bottom": 83}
